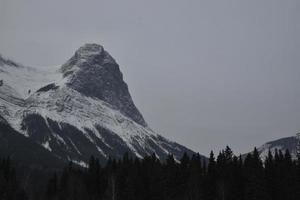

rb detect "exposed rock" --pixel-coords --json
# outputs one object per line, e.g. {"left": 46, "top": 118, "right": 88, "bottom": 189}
{"left": 62, "top": 44, "right": 147, "bottom": 127}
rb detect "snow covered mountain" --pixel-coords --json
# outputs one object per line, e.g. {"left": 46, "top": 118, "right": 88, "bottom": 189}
{"left": 0, "top": 44, "right": 196, "bottom": 167}
{"left": 255, "top": 134, "right": 299, "bottom": 160}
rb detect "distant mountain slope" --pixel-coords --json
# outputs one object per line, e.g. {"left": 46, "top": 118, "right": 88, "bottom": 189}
{"left": 0, "top": 44, "right": 200, "bottom": 166}
{"left": 255, "top": 135, "right": 299, "bottom": 160}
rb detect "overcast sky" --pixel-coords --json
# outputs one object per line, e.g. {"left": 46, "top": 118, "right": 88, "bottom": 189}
{"left": 1, "top": 0, "right": 300, "bottom": 155}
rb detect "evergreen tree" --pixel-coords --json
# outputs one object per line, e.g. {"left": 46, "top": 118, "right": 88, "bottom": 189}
{"left": 243, "top": 148, "right": 267, "bottom": 200}
{"left": 265, "top": 149, "right": 275, "bottom": 200}
{"left": 187, "top": 153, "right": 204, "bottom": 200}
{"left": 204, "top": 151, "right": 216, "bottom": 200}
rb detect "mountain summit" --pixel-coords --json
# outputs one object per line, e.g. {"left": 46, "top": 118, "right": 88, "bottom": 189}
{"left": 0, "top": 44, "right": 197, "bottom": 167}
{"left": 62, "top": 43, "right": 146, "bottom": 126}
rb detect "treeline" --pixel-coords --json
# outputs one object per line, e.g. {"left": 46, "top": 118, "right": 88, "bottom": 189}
{"left": 45, "top": 147, "right": 300, "bottom": 200}
{"left": 2, "top": 147, "right": 300, "bottom": 200}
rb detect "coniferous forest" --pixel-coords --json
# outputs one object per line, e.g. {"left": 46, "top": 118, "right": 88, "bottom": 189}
{"left": 2, "top": 147, "right": 300, "bottom": 200}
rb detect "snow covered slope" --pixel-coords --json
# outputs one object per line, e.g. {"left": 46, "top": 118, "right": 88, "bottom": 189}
{"left": 0, "top": 45, "right": 197, "bottom": 166}
{"left": 0, "top": 55, "right": 63, "bottom": 99}
{"left": 255, "top": 135, "right": 299, "bottom": 161}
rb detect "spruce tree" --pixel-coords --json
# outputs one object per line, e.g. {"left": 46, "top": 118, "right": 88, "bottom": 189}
{"left": 243, "top": 148, "right": 267, "bottom": 200}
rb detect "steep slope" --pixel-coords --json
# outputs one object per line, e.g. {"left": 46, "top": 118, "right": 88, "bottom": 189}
{"left": 61, "top": 44, "right": 146, "bottom": 126}
{"left": 0, "top": 115, "right": 65, "bottom": 169}
{"left": 0, "top": 44, "right": 198, "bottom": 166}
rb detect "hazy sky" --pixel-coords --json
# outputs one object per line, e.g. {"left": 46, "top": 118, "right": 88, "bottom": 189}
{"left": 1, "top": 0, "right": 300, "bottom": 155}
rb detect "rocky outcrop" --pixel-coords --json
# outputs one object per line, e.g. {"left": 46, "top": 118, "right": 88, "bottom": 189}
{"left": 62, "top": 44, "right": 147, "bottom": 127}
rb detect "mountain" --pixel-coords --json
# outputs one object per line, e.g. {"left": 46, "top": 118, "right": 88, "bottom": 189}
{"left": 0, "top": 44, "right": 198, "bottom": 167}
{"left": 0, "top": 115, "right": 65, "bottom": 169}
{"left": 255, "top": 134, "right": 299, "bottom": 160}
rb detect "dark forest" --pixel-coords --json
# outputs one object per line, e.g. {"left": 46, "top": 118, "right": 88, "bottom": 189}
{"left": 1, "top": 146, "right": 300, "bottom": 200}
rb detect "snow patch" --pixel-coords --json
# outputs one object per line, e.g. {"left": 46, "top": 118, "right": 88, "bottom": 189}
{"left": 42, "top": 140, "right": 52, "bottom": 152}
{"left": 71, "top": 159, "right": 88, "bottom": 168}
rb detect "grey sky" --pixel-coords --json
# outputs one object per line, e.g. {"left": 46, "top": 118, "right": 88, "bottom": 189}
{"left": 0, "top": 0, "right": 300, "bottom": 155}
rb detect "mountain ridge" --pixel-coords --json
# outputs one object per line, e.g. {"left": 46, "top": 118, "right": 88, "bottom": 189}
{"left": 241, "top": 134, "right": 299, "bottom": 161}
{"left": 0, "top": 44, "right": 200, "bottom": 167}
{"left": 256, "top": 135, "right": 299, "bottom": 160}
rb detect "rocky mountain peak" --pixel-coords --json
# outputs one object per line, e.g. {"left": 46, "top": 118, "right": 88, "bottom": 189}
{"left": 61, "top": 43, "right": 115, "bottom": 74}
{"left": 61, "top": 44, "right": 147, "bottom": 127}
{"left": 74, "top": 43, "right": 104, "bottom": 57}
{"left": 0, "top": 45, "right": 198, "bottom": 166}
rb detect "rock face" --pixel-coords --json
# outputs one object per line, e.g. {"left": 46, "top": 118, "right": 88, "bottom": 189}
{"left": 0, "top": 44, "right": 199, "bottom": 167}
{"left": 61, "top": 44, "right": 146, "bottom": 127}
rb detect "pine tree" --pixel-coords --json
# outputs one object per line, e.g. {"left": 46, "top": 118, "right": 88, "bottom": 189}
{"left": 244, "top": 148, "right": 267, "bottom": 200}
{"left": 204, "top": 151, "right": 217, "bottom": 200}
{"left": 265, "top": 149, "right": 276, "bottom": 200}
{"left": 187, "top": 154, "right": 204, "bottom": 200}
{"left": 282, "top": 149, "right": 296, "bottom": 200}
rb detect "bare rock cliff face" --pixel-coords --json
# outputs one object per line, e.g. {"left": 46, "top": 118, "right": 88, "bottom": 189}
{"left": 62, "top": 44, "right": 147, "bottom": 127}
